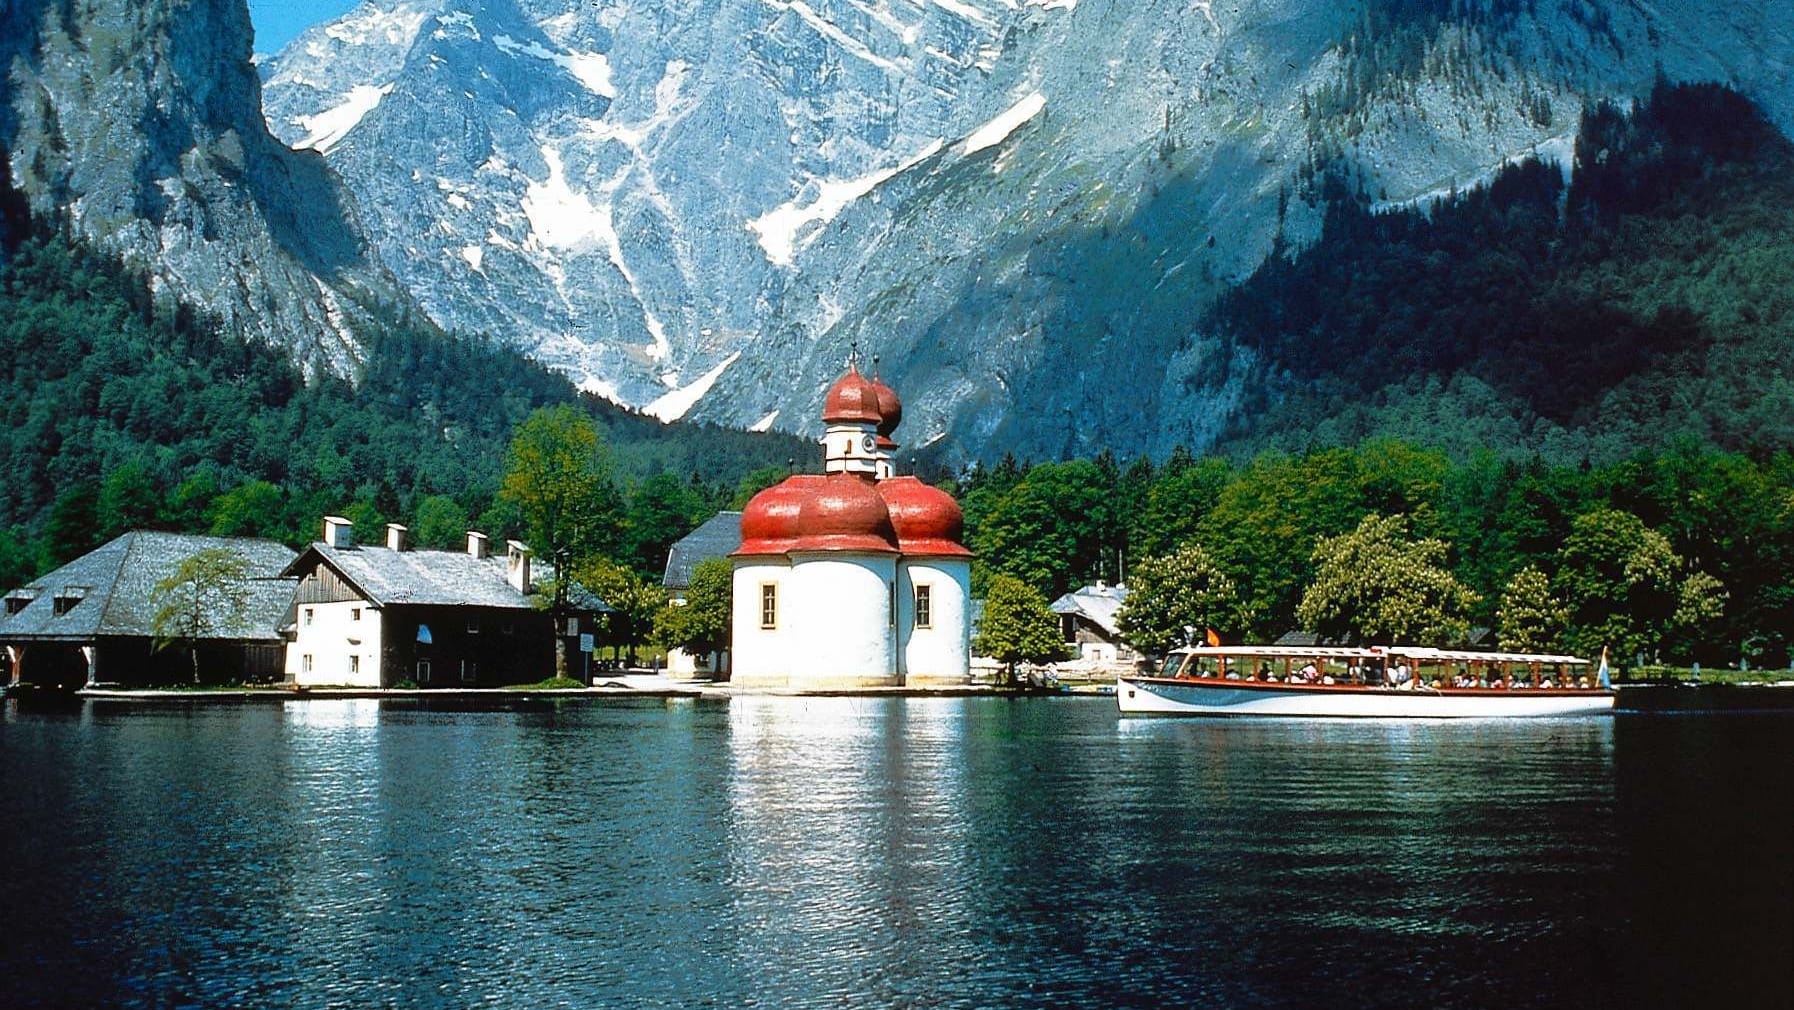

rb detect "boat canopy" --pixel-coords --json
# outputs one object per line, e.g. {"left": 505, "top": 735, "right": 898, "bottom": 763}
{"left": 1387, "top": 647, "right": 1589, "bottom": 666}
{"left": 1174, "top": 645, "right": 1383, "bottom": 659}
{"left": 1172, "top": 644, "right": 1588, "bottom": 665}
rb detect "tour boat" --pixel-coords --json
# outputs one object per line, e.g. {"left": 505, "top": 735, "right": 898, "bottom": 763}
{"left": 1117, "top": 644, "right": 1615, "bottom": 717}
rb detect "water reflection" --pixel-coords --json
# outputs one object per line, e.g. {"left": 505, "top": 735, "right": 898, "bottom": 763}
{"left": 0, "top": 699, "right": 1788, "bottom": 1009}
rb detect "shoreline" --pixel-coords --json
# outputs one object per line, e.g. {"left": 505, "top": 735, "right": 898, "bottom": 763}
{"left": 7, "top": 681, "right": 1790, "bottom": 710}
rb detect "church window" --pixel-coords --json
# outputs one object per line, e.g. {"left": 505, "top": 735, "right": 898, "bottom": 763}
{"left": 760, "top": 584, "right": 778, "bottom": 629}
{"left": 349, "top": 655, "right": 360, "bottom": 676}
{"left": 914, "top": 584, "right": 932, "bottom": 629}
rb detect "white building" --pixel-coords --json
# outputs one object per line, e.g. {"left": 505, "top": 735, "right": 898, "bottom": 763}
{"left": 281, "top": 519, "right": 557, "bottom": 688}
{"left": 730, "top": 365, "right": 973, "bottom": 689}
{"left": 1049, "top": 582, "right": 1140, "bottom": 674}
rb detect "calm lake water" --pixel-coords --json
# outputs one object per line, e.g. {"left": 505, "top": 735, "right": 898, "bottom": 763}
{"left": 2, "top": 696, "right": 1790, "bottom": 1009}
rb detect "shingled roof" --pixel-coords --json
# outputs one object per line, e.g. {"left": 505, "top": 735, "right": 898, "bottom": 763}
{"left": 285, "top": 542, "right": 542, "bottom": 609}
{"left": 0, "top": 532, "right": 297, "bottom": 642}
{"left": 1049, "top": 583, "right": 1130, "bottom": 639}
{"left": 663, "top": 512, "right": 743, "bottom": 590}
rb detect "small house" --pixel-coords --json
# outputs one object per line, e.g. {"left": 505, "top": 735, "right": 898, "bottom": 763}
{"left": 1, "top": 532, "right": 297, "bottom": 690}
{"left": 1049, "top": 582, "right": 1139, "bottom": 671}
{"left": 282, "top": 518, "right": 561, "bottom": 688}
{"left": 660, "top": 511, "right": 741, "bottom": 678}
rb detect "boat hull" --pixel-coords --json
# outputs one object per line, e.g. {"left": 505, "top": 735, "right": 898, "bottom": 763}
{"left": 1117, "top": 676, "right": 1615, "bottom": 718}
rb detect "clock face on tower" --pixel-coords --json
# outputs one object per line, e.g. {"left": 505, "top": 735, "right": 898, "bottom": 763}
{"left": 861, "top": 434, "right": 877, "bottom": 453}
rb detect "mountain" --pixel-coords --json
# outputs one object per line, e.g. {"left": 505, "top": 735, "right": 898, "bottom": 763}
{"left": 258, "top": 0, "right": 1794, "bottom": 462}
{"left": 0, "top": 0, "right": 393, "bottom": 377}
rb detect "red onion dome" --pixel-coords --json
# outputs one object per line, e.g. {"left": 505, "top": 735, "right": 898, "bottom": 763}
{"left": 788, "top": 473, "right": 899, "bottom": 553}
{"left": 735, "top": 476, "right": 823, "bottom": 556}
{"left": 822, "top": 367, "right": 884, "bottom": 426}
{"left": 877, "top": 477, "right": 972, "bottom": 557}
{"left": 868, "top": 376, "right": 902, "bottom": 437}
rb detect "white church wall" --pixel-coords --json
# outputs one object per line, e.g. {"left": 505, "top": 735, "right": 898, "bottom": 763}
{"left": 786, "top": 553, "right": 899, "bottom": 688}
{"left": 731, "top": 560, "right": 791, "bottom": 688}
{"left": 900, "top": 558, "right": 972, "bottom": 687}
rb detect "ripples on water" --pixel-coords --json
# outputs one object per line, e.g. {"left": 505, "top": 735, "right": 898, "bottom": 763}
{"left": 1, "top": 697, "right": 1789, "bottom": 1008}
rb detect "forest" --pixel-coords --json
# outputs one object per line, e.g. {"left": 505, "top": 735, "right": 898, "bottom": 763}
{"left": 0, "top": 220, "right": 807, "bottom": 589}
{"left": 955, "top": 440, "right": 1794, "bottom": 670}
{"left": 1205, "top": 83, "right": 1794, "bottom": 462}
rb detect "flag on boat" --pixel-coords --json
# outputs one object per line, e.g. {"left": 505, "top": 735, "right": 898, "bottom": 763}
{"left": 1204, "top": 627, "right": 1222, "bottom": 647}
{"left": 1597, "top": 646, "right": 1611, "bottom": 690}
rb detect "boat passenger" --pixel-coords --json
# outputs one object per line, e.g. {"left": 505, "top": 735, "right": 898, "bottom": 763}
{"left": 1297, "top": 661, "right": 1319, "bottom": 683}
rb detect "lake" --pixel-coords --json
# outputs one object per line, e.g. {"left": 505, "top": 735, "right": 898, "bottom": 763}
{"left": 2, "top": 696, "right": 1790, "bottom": 1008}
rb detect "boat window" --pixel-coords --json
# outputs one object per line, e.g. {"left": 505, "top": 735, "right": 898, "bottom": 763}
{"left": 1161, "top": 654, "right": 1186, "bottom": 678}
{"left": 1190, "top": 655, "right": 1221, "bottom": 678}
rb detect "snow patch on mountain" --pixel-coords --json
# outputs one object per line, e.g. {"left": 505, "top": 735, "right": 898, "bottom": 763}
{"left": 646, "top": 352, "right": 743, "bottom": 422}
{"left": 749, "top": 139, "right": 946, "bottom": 266}
{"left": 293, "top": 83, "right": 393, "bottom": 153}
{"left": 961, "top": 92, "right": 1045, "bottom": 157}
{"left": 494, "top": 34, "right": 616, "bottom": 97}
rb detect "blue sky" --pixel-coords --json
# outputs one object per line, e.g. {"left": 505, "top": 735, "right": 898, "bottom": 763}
{"left": 247, "top": 0, "right": 363, "bottom": 54}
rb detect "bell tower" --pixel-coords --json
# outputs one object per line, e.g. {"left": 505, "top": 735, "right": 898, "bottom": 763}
{"left": 820, "top": 352, "right": 884, "bottom": 477}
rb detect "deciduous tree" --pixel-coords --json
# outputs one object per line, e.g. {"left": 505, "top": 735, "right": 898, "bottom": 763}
{"left": 1297, "top": 513, "right": 1479, "bottom": 645}
{"left": 1555, "top": 508, "right": 1727, "bottom": 663}
{"left": 574, "top": 557, "right": 665, "bottom": 666}
{"left": 973, "top": 574, "right": 1067, "bottom": 683}
{"left": 1117, "top": 542, "right": 1245, "bottom": 655}
{"left": 499, "top": 405, "right": 624, "bottom": 567}
{"left": 1496, "top": 564, "right": 1568, "bottom": 652}
{"left": 653, "top": 558, "right": 732, "bottom": 670}
{"left": 151, "top": 548, "right": 252, "bottom": 684}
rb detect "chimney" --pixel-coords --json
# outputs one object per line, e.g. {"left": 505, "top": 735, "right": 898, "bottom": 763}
{"left": 466, "top": 531, "right": 489, "bottom": 559}
{"left": 386, "top": 523, "right": 409, "bottom": 552}
{"left": 324, "top": 516, "right": 354, "bottom": 549}
{"left": 506, "top": 540, "right": 531, "bottom": 594}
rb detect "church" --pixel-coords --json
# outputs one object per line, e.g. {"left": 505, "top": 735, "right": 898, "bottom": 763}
{"left": 730, "top": 364, "right": 973, "bottom": 689}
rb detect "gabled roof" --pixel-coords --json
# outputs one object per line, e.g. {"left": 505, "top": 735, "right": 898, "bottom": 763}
{"left": 1049, "top": 583, "right": 1129, "bottom": 639}
{"left": 285, "top": 542, "right": 539, "bottom": 610}
{"left": 663, "top": 511, "right": 743, "bottom": 589}
{"left": 0, "top": 532, "right": 297, "bottom": 642}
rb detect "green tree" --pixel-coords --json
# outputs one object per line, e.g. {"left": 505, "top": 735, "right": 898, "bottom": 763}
{"left": 1555, "top": 509, "right": 1727, "bottom": 664}
{"left": 652, "top": 558, "right": 732, "bottom": 668}
{"left": 626, "top": 473, "right": 708, "bottom": 576}
{"left": 208, "top": 481, "right": 286, "bottom": 538}
{"left": 1135, "top": 457, "right": 1231, "bottom": 559}
{"left": 1496, "top": 564, "right": 1568, "bottom": 652}
{"left": 1196, "top": 449, "right": 1364, "bottom": 638}
{"left": 44, "top": 482, "right": 102, "bottom": 565}
{"left": 412, "top": 494, "right": 470, "bottom": 549}
{"left": 1297, "top": 513, "right": 1479, "bottom": 645}
{"left": 499, "top": 405, "right": 624, "bottom": 566}
{"left": 971, "top": 460, "right": 1112, "bottom": 597}
{"left": 1116, "top": 542, "right": 1245, "bottom": 655}
{"left": 973, "top": 574, "right": 1067, "bottom": 683}
{"left": 574, "top": 557, "right": 665, "bottom": 666}
{"left": 96, "top": 460, "right": 163, "bottom": 539}
{"left": 151, "top": 548, "right": 252, "bottom": 684}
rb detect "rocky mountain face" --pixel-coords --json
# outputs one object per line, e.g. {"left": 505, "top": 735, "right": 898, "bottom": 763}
{"left": 0, "top": 0, "right": 394, "bottom": 378}
{"left": 260, "top": 0, "right": 1793, "bottom": 463}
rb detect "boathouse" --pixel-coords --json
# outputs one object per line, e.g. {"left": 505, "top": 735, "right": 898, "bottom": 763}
{"left": 730, "top": 364, "right": 973, "bottom": 689}
{"left": 0, "top": 532, "right": 297, "bottom": 690}
{"left": 281, "top": 518, "right": 575, "bottom": 688}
